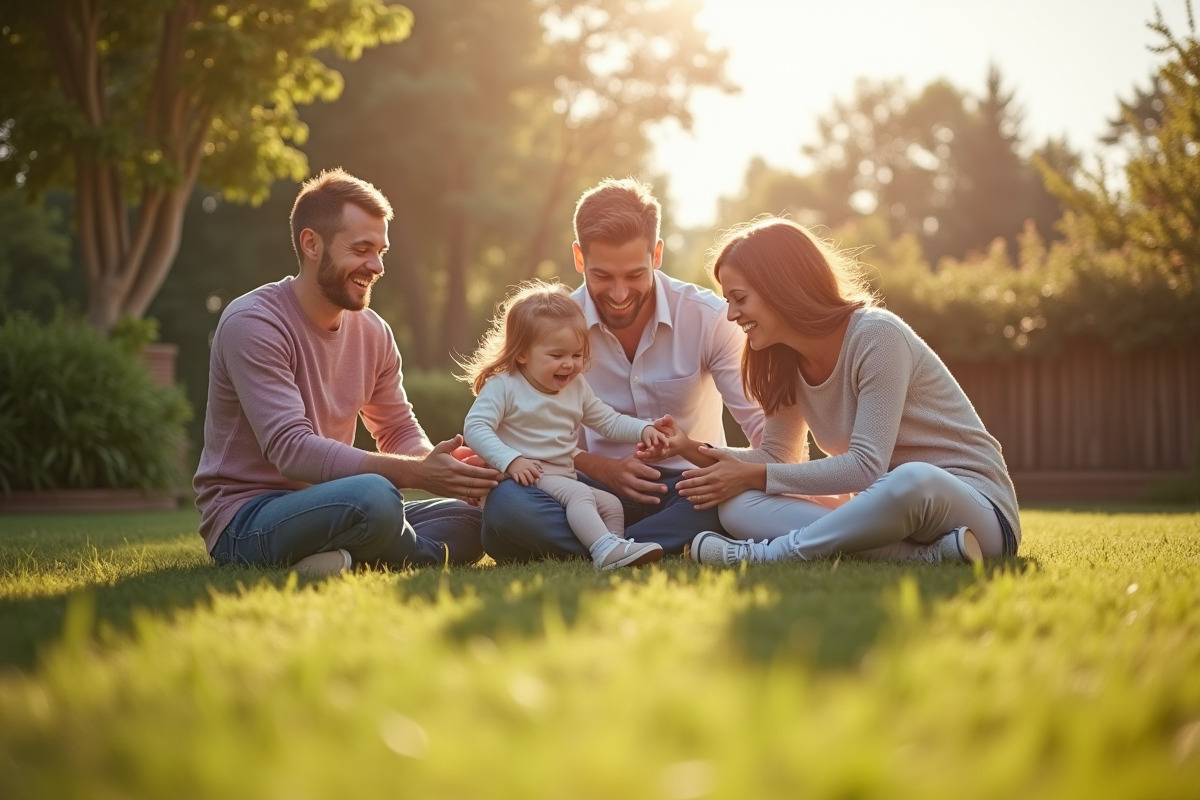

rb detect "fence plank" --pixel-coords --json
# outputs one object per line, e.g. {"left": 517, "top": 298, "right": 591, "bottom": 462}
{"left": 943, "top": 345, "right": 1200, "bottom": 500}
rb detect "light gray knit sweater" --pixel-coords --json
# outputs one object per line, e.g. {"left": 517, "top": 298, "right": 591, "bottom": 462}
{"left": 723, "top": 307, "right": 1021, "bottom": 542}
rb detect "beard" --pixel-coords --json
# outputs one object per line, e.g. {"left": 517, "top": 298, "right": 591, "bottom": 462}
{"left": 590, "top": 285, "right": 652, "bottom": 331}
{"left": 316, "top": 249, "right": 373, "bottom": 312}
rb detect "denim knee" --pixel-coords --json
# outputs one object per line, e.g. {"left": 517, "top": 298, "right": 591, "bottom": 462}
{"left": 350, "top": 474, "right": 406, "bottom": 520}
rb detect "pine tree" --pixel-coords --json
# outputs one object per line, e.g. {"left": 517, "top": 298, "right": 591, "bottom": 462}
{"left": 1040, "top": 1, "right": 1200, "bottom": 288}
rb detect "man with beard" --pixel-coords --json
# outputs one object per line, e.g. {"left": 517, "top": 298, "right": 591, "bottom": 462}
{"left": 194, "top": 169, "right": 501, "bottom": 576}
{"left": 481, "top": 177, "right": 765, "bottom": 562}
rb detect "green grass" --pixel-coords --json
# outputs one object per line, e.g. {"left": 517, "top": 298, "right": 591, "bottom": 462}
{"left": 1, "top": 506, "right": 1198, "bottom": 799}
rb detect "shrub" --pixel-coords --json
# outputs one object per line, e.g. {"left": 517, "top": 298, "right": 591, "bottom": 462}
{"left": 0, "top": 315, "right": 192, "bottom": 493}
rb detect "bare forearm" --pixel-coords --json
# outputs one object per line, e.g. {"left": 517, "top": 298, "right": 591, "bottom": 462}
{"left": 360, "top": 451, "right": 425, "bottom": 491}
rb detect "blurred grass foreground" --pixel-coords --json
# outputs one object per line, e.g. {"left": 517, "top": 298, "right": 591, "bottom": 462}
{"left": 0, "top": 506, "right": 1198, "bottom": 799}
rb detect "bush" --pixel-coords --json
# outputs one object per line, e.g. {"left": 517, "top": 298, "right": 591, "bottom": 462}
{"left": 0, "top": 315, "right": 192, "bottom": 493}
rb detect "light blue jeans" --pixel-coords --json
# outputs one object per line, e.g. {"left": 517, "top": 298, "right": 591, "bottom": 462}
{"left": 719, "top": 462, "right": 1018, "bottom": 560}
{"left": 210, "top": 474, "right": 484, "bottom": 569}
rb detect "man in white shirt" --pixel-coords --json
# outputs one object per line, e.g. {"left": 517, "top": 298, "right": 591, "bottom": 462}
{"left": 481, "top": 178, "right": 765, "bottom": 561}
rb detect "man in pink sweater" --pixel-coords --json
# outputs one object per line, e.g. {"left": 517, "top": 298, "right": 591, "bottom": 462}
{"left": 194, "top": 169, "right": 501, "bottom": 576}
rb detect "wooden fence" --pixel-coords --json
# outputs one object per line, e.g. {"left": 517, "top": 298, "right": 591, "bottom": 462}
{"left": 945, "top": 345, "right": 1200, "bottom": 502}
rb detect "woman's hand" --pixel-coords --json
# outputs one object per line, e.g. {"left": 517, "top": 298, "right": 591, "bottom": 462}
{"left": 676, "top": 446, "right": 767, "bottom": 510}
{"left": 635, "top": 414, "right": 709, "bottom": 464}
{"left": 506, "top": 456, "right": 543, "bottom": 487}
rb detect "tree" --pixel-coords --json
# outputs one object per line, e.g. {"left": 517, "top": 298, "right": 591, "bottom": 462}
{"left": 778, "top": 71, "right": 1068, "bottom": 264}
{"left": 0, "top": 0, "right": 413, "bottom": 333}
{"left": 515, "top": 0, "right": 734, "bottom": 281}
{"left": 298, "top": 0, "right": 731, "bottom": 365}
{"left": 1040, "top": 2, "right": 1200, "bottom": 275}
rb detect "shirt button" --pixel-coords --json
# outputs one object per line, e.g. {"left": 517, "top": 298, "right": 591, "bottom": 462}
{"left": 632, "top": 376, "right": 639, "bottom": 383}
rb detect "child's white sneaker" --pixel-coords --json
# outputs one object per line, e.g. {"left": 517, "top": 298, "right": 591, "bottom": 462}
{"left": 598, "top": 538, "right": 663, "bottom": 570}
{"left": 292, "top": 548, "right": 353, "bottom": 578}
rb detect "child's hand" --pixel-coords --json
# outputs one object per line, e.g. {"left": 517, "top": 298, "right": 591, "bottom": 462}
{"left": 636, "top": 414, "right": 687, "bottom": 461}
{"left": 639, "top": 424, "right": 670, "bottom": 456}
{"left": 507, "top": 457, "right": 543, "bottom": 486}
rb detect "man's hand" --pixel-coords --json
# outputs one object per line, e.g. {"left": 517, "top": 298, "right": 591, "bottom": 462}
{"left": 419, "top": 435, "right": 501, "bottom": 500}
{"left": 676, "top": 446, "right": 766, "bottom": 510}
{"left": 506, "top": 456, "right": 543, "bottom": 487}
{"left": 576, "top": 451, "right": 667, "bottom": 505}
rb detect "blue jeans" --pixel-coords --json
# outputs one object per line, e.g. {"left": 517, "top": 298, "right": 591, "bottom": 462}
{"left": 210, "top": 474, "right": 484, "bottom": 568}
{"left": 481, "top": 469, "right": 724, "bottom": 563}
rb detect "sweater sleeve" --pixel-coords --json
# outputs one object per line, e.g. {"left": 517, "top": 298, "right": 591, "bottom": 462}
{"left": 361, "top": 323, "right": 433, "bottom": 456}
{"left": 578, "top": 381, "right": 652, "bottom": 443}
{"left": 463, "top": 377, "right": 524, "bottom": 472}
{"left": 765, "top": 322, "right": 912, "bottom": 495}
{"left": 220, "top": 310, "right": 365, "bottom": 483}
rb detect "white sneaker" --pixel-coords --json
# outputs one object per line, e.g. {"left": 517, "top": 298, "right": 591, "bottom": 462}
{"left": 937, "top": 526, "right": 982, "bottom": 564}
{"left": 599, "top": 539, "right": 664, "bottom": 570}
{"left": 293, "top": 548, "right": 353, "bottom": 578}
{"left": 689, "top": 531, "right": 771, "bottom": 566}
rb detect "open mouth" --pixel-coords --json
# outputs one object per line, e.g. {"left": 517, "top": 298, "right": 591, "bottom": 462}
{"left": 607, "top": 298, "right": 635, "bottom": 311}
{"left": 741, "top": 322, "right": 757, "bottom": 333}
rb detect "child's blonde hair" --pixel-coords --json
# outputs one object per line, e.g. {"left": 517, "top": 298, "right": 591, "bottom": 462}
{"left": 458, "top": 280, "right": 591, "bottom": 395}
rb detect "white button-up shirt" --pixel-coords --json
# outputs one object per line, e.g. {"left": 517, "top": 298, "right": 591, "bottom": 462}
{"left": 572, "top": 272, "right": 765, "bottom": 470}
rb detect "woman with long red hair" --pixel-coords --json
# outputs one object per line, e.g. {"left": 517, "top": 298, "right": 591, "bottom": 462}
{"left": 645, "top": 217, "right": 1020, "bottom": 565}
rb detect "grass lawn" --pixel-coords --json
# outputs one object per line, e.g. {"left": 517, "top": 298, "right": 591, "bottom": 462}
{"left": 0, "top": 505, "right": 1198, "bottom": 799}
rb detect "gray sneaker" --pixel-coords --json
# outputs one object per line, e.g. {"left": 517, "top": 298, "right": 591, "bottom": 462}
{"left": 689, "top": 531, "right": 771, "bottom": 566}
{"left": 599, "top": 539, "right": 664, "bottom": 570}
{"left": 293, "top": 548, "right": 353, "bottom": 578}
{"left": 937, "top": 526, "right": 983, "bottom": 564}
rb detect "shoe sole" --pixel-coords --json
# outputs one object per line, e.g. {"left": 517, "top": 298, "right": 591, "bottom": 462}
{"left": 956, "top": 527, "right": 983, "bottom": 564}
{"left": 602, "top": 546, "right": 664, "bottom": 570}
{"left": 293, "top": 549, "right": 352, "bottom": 578}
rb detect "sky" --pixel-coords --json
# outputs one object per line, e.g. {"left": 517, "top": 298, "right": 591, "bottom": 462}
{"left": 650, "top": 0, "right": 1193, "bottom": 227}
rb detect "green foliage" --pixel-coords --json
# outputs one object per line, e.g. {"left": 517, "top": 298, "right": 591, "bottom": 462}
{"left": 108, "top": 316, "right": 161, "bottom": 356}
{"left": 0, "top": 507, "right": 1199, "bottom": 798}
{"left": 1038, "top": 3, "right": 1200, "bottom": 294}
{"left": 831, "top": 216, "right": 1200, "bottom": 360}
{"left": 0, "top": 315, "right": 192, "bottom": 493}
{"left": 0, "top": 0, "right": 415, "bottom": 330}
{"left": 724, "top": 70, "right": 1069, "bottom": 265}
{"left": 0, "top": 187, "right": 72, "bottom": 322}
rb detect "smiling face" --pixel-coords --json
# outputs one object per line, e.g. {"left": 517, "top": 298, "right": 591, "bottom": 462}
{"left": 574, "top": 237, "right": 661, "bottom": 332}
{"left": 720, "top": 263, "right": 786, "bottom": 351}
{"left": 517, "top": 324, "right": 587, "bottom": 394}
{"left": 314, "top": 202, "right": 389, "bottom": 313}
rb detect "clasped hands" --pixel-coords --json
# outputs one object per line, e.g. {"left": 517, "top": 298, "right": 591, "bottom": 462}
{"left": 635, "top": 414, "right": 765, "bottom": 510}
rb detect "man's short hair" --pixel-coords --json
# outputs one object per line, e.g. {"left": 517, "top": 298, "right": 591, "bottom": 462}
{"left": 290, "top": 168, "right": 393, "bottom": 262}
{"left": 573, "top": 177, "right": 661, "bottom": 256}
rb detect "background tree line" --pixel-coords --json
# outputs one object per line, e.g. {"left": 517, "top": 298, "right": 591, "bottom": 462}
{"left": 2, "top": 0, "right": 1197, "bottom": 459}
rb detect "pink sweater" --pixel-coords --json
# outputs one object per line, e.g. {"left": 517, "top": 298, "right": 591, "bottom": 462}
{"left": 193, "top": 278, "right": 431, "bottom": 552}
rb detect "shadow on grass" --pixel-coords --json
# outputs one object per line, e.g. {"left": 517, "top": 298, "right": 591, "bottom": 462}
{"left": 0, "top": 551, "right": 1031, "bottom": 676}
{"left": 0, "top": 564, "right": 291, "bottom": 672}
{"left": 403, "top": 554, "right": 1032, "bottom": 672}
